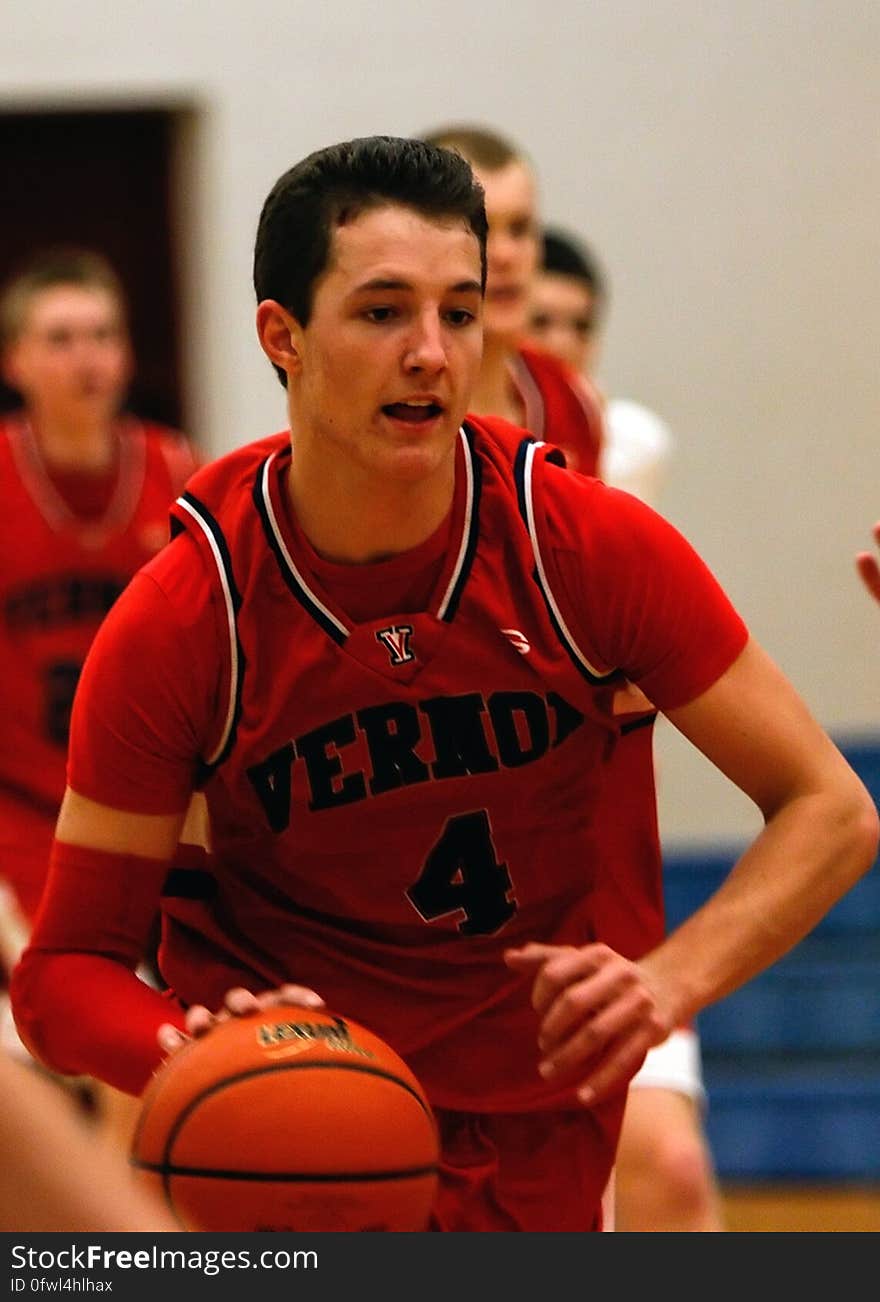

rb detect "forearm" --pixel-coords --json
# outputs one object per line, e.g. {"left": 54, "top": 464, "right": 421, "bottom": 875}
{"left": 9, "top": 832, "right": 187, "bottom": 1094}
{"left": 12, "top": 949, "right": 183, "bottom": 1094}
{"left": 643, "top": 788, "right": 878, "bottom": 1025}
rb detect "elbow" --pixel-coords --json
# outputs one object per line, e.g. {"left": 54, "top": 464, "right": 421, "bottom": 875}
{"left": 9, "top": 948, "right": 69, "bottom": 1077}
{"left": 837, "top": 781, "right": 880, "bottom": 891}
{"left": 853, "top": 788, "right": 880, "bottom": 878}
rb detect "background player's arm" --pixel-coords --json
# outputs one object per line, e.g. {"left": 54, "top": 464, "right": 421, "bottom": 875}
{"left": 0, "top": 1049, "right": 178, "bottom": 1232}
{"left": 855, "top": 519, "right": 880, "bottom": 606}
{"left": 508, "top": 636, "right": 878, "bottom": 1102}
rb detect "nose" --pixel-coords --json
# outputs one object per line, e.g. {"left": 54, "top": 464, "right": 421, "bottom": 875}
{"left": 71, "top": 331, "right": 105, "bottom": 368}
{"left": 403, "top": 311, "right": 448, "bottom": 374}
{"left": 487, "top": 228, "right": 515, "bottom": 271}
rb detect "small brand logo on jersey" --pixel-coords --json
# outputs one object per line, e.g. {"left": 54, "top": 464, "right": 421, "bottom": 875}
{"left": 376, "top": 623, "right": 415, "bottom": 665}
{"left": 501, "top": 628, "right": 531, "bottom": 655}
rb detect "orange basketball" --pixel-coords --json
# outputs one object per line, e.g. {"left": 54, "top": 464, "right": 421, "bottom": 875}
{"left": 131, "top": 1004, "right": 440, "bottom": 1231}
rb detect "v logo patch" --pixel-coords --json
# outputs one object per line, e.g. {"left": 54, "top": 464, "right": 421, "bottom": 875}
{"left": 375, "top": 623, "right": 415, "bottom": 665}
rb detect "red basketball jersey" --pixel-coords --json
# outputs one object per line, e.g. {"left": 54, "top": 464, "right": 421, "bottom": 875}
{"left": 0, "top": 414, "right": 196, "bottom": 917}
{"left": 509, "top": 343, "right": 605, "bottom": 477}
{"left": 62, "top": 417, "right": 741, "bottom": 1120}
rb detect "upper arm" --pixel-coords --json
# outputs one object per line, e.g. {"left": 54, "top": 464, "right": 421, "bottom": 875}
{"left": 541, "top": 473, "right": 749, "bottom": 702}
{"left": 56, "top": 787, "right": 189, "bottom": 861}
{"left": 665, "top": 637, "right": 863, "bottom": 817}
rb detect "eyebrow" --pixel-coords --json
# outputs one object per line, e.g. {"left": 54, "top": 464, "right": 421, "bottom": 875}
{"left": 352, "top": 277, "right": 483, "bottom": 296}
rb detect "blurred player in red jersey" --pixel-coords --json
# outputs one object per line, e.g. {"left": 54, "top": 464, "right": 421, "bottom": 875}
{"left": 420, "top": 126, "right": 605, "bottom": 479}
{"left": 529, "top": 225, "right": 724, "bottom": 1231}
{"left": 0, "top": 247, "right": 197, "bottom": 1130}
{"left": 10, "top": 139, "right": 878, "bottom": 1233}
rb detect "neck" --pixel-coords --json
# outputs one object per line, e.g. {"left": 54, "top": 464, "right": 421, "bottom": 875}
{"left": 27, "top": 409, "right": 118, "bottom": 472}
{"left": 469, "top": 334, "right": 524, "bottom": 425}
{"left": 285, "top": 439, "right": 457, "bottom": 565}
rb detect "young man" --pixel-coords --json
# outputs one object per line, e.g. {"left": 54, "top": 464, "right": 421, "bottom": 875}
{"left": 529, "top": 225, "right": 724, "bottom": 1231}
{"left": 10, "top": 137, "right": 878, "bottom": 1234}
{"left": 420, "top": 127, "right": 605, "bottom": 479}
{"left": 0, "top": 248, "right": 197, "bottom": 1121}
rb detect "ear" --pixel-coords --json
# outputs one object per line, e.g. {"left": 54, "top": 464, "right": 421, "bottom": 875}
{"left": 118, "top": 334, "right": 135, "bottom": 392}
{"left": 256, "top": 300, "right": 303, "bottom": 379}
{"left": 1, "top": 341, "right": 25, "bottom": 392}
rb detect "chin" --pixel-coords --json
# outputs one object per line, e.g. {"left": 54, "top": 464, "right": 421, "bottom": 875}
{"left": 381, "top": 436, "right": 455, "bottom": 484}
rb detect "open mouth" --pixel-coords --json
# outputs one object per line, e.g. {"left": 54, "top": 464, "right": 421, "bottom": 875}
{"left": 382, "top": 401, "right": 444, "bottom": 424}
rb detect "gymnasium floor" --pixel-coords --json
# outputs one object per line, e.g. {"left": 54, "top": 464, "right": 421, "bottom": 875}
{"left": 720, "top": 1184, "right": 880, "bottom": 1232}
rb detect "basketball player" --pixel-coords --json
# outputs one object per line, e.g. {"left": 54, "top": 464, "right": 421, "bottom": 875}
{"left": 419, "top": 127, "right": 605, "bottom": 478}
{"left": 11, "top": 138, "right": 878, "bottom": 1233}
{"left": 529, "top": 225, "right": 724, "bottom": 1231}
{"left": 0, "top": 248, "right": 197, "bottom": 1128}
{"left": 530, "top": 227, "right": 672, "bottom": 503}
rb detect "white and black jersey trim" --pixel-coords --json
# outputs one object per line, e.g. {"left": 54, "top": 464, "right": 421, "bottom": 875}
{"left": 507, "top": 354, "right": 545, "bottom": 438}
{"left": 172, "top": 492, "right": 245, "bottom": 770}
{"left": 513, "top": 437, "right": 617, "bottom": 685}
{"left": 253, "top": 428, "right": 481, "bottom": 636}
{"left": 437, "top": 425, "right": 481, "bottom": 622}
{"left": 253, "top": 452, "right": 349, "bottom": 645}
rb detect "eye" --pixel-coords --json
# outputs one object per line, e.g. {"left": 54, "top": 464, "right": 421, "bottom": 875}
{"left": 364, "top": 306, "right": 397, "bottom": 324}
{"left": 574, "top": 318, "right": 595, "bottom": 336}
{"left": 509, "top": 218, "right": 535, "bottom": 241}
{"left": 444, "top": 309, "right": 476, "bottom": 327}
{"left": 530, "top": 312, "right": 550, "bottom": 330}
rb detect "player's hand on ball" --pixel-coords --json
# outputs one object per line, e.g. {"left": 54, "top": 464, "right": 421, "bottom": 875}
{"left": 157, "top": 983, "right": 325, "bottom": 1056}
{"left": 504, "top": 941, "right": 672, "bottom": 1105}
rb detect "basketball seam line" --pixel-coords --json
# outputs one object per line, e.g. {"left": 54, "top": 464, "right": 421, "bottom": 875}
{"left": 130, "top": 1162, "right": 439, "bottom": 1183}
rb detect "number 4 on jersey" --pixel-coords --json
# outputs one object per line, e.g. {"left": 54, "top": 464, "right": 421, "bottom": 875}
{"left": 407, "top": 810, "right": 516, "bottom": 936}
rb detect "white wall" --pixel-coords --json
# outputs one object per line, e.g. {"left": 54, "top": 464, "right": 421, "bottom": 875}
{"left": 3, "top": 0, "right": 878, "bottom": 845}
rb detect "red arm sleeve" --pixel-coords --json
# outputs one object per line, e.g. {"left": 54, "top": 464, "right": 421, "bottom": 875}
{"left": 11, "top": 841, "right": 186, "bottom": 1095}
{"left": 540, "top": 468, "right": 749, "bottom": 706}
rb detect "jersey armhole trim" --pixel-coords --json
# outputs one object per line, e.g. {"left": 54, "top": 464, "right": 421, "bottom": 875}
{"left": 514, "top": 438, "right": 617, "bottom": 685}
{"left": 174, "top": 492, "right": 245, "bottom": 769}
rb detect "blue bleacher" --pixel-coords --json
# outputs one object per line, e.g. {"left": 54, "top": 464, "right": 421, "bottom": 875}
{"left": 662, "top": 734, "right": 880, "bottom": 1181}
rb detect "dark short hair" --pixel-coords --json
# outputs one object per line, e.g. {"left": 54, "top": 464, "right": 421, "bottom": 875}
{"left": 541, "top": 228, "right": 608, "bottom": 315}
{"left": 0, "top": 247, "right": 126, "bottom": 349}
{"left": 420, "top": 123, "right": 522, "bottom": 173}
{"left": 254, "top": 135, "right": 488, "bottom": 387}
